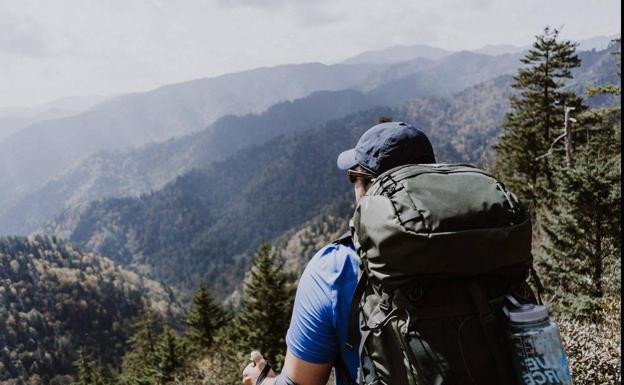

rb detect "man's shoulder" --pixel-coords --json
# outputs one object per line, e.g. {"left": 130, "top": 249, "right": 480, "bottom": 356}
{"left": 304, "top": 233, "right": 359, "bottom": 280}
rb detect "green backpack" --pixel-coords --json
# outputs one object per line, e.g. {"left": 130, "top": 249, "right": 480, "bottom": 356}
{"left": 347, "top": 163, "right": 542, "bottom": 385}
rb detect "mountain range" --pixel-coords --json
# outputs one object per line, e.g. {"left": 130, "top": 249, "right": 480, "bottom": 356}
{"left": 0, "top": 37, "right": 618, "bottom": 299}
{"left": 0, "top": 45, "right": 618, "bottom": 236}
{"left": 0, "top": 62, "right": 380, "bottom": 212}
{"left": 1, "top": 50, "right": 526, "bottom": 235}
{"left": 341, "top": 34, "right": 618, "bottom": 64}
{"left": 42, "top": 75, "right": 517, "bottom": 296}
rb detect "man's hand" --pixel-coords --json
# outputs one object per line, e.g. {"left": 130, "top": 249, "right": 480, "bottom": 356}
{"left": 242, "top": 351, "right": 276, "bottom": 385}
{"left": 242, "top": 349, "right": 333, "bottom": 385}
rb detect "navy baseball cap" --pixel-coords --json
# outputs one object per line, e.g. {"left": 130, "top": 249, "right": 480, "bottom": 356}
{"left": 337, "top": 121, "right": 435, "bottom": 175}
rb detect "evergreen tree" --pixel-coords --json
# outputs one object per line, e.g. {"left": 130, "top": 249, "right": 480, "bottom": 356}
{"left": 585, "top": 38, "right": 621, "bottom": 151}
{"left": 494, "top": 26, "right": 585, "bottom": 210}
{"left": 153, "top": 326, "right": 183, "bottom": 384}
{"left": 539, "top": 39, "right": 621, "bottom": 319}
{"left": 184, "top": 282, "right": 228, "bottom": 355}
{"left": 235, "top": 242, "right": 294, "bottom": 368}
{"left": 540, "top": 151, "right": 621, "bottom": 318}
{"left": 213, "top": 242, "right": 295, "bottom": 384}
{"left": 73, "top": 348, "right": 107, "bottom": 385}
{"left": 118, "top": 314, "right": 162, "bottom": 385}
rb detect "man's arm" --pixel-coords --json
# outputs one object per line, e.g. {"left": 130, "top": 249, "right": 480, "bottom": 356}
{"left": 243, "top": 246, "right": 342, "bottom": 385}
{"left": 243, "top": 349, "right": 332, "bottom": 385}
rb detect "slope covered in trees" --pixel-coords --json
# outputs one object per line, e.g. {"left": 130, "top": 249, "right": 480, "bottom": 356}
{"left": 42, "top": 75, "right": 516, "bottom": 296}
{"left": 0, "top": 236, "right": 182, "bottom": 384}
{"left": 0, "top": 90, "right": 380, "bottom": 236}
{"left": 72, "top": 243, "right": 295, "bottom": 385}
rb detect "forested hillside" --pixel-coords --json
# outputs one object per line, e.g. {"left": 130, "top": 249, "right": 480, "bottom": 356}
{"left": 0, "top": 236, "right": 182, "bottom": 384}
{"left": 43, "top": 76, "right": 516, "bottom": 296}
{"left": 0, "top": 90, "right": 380, "bottom": 235}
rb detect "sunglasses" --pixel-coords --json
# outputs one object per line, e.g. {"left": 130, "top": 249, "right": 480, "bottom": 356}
{"left": 348, "top": 169, "right": 376, "bottom": 184}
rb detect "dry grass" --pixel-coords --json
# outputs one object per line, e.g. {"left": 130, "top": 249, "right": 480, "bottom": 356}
{"left": 558, "top": 296, "right": 621, "bottom": 385}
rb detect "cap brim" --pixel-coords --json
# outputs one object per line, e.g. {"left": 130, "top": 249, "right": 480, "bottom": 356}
{"left": 337, "top": 148, "right": 358, "bottom": 170}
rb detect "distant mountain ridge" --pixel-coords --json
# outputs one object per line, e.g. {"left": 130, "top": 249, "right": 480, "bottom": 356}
{"left": 343, "top": 33, "right": 620, "bottom": 65}
{"left": 0, "top": 62, "right": 380, "bottom": 212}
{"left": 0, "top": 94, "right": 111, "bottom": 143}
{"left": 0, "top": 47, "right": 537, "bottom": 219}
{"left": 343, "top": 44, "right": 453, "bottom": 64}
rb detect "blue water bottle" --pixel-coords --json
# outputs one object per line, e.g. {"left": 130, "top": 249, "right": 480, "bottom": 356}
{"left": 504, "top": 296, "right": 573, "bottom": 385}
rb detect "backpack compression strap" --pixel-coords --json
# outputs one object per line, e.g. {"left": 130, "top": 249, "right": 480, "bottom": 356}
{"left": 466, "top": 280, "right": 510, "bottom": 383}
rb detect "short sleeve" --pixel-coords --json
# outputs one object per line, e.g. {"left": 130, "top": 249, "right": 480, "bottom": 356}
{"left": 286, "top": 247, "right": 339, "bottom": 364}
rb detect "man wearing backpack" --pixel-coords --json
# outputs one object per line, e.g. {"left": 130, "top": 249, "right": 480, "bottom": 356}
{"left": 243, "top": 121, "right": 540, "bottom": 385}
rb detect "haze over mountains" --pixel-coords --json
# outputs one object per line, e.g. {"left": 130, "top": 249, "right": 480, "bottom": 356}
{"left": 0, "top": 63, "right": 381, "bottom": 210}
{"left": 0, "top": 95, "right": 111, "bottom": 142}
{"left": 341, "top": 34, "right": 617, "bottom": 64}
{"left": 0, "top": 48, "right": 526, "bottom": 235}
{"left": 1, "top": 90, "right": 379, "bottom": 235}
{"left": 0, "top": 49, "right": 525, "bottom": 235}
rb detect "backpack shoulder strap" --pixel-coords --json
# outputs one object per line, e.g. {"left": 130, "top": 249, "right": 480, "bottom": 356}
{"left": 466, "top": 280, "right": 511, "bottom": 383}
{"left": 346, "top": 274, "right": 368, "bottom": 350}
{"left": 335, "top": 354, "right": 358, "bottom": 385}
{"left": 332, "top": 231, "right": 353, "bottom": 246}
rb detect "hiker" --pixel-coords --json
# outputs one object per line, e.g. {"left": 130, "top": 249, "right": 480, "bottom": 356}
{"left": 243, "top": 122, "right": 555, "bottom": 385}
{"left": 243, "top": 121, "right": 440, "bottom": 385}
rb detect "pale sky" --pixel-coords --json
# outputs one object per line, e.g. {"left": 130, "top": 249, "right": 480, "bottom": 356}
{"left": 0, "top": 0, "right": 620, "bottom": 107}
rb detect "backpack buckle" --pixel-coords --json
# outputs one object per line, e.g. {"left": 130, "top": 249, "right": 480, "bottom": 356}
{"left": 379, "top": 176, "right": 399, "bottom": 197}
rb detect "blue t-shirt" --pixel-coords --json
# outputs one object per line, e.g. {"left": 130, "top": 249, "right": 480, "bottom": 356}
{"left": 286, "top": 239, "right": 360, "bottom": 384}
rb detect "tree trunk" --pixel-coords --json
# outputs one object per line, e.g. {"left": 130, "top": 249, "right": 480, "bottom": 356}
{"left": 593, "top": 212, "right": 604, "bottom": 298}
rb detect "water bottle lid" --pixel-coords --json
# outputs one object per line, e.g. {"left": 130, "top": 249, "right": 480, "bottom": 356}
{"left": 508, "top": 304, "right": 549, "bottom": 323}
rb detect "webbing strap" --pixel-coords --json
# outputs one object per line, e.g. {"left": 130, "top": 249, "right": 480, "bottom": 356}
{"left": 346, "top": 274, "right": 368, "bottom": 350}
{"left": 466, "top": 281, "right": 508, "bottom": 383}
{"left": 256, "top": 362, "right": 272, "bottom": 385}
